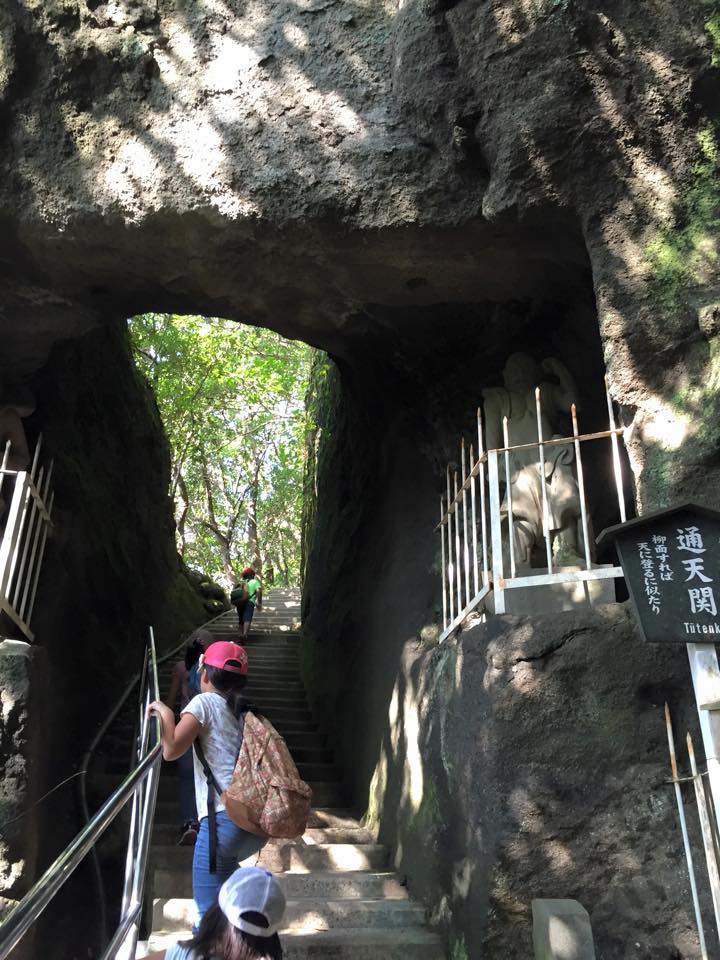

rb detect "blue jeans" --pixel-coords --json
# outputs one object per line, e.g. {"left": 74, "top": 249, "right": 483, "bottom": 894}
{"left": 176, "top": 748, "right": 196, "bottom": 825}
{"left": 192, "top": 811, "right": 266, "bottom": 929}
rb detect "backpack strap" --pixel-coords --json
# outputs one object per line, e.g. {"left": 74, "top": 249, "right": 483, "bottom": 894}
{"left": 193, "top": 739, "right": 223, "bottom": 873}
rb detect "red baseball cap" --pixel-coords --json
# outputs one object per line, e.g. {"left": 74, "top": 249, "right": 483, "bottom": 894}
{"left": 202, "top": 641, "right": 249, "bottom": 675}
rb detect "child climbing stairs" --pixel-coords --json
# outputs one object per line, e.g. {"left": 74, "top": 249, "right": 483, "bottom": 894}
{"left": 137, "top": 589, "right": 443, "bottom": 958}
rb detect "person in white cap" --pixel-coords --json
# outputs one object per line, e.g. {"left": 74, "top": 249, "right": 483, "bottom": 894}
{"left": 143, "top": 866, "right": 285, "bottom": 960}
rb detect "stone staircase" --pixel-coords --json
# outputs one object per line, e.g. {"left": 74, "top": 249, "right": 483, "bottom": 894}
{"left": 137, "top": 589, "right": 443, "bottom": 958}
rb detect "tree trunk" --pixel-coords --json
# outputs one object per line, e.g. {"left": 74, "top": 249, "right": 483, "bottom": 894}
{"left": 202, "top": 458, "right": 237, "bottom": 583}
{"left": 247, "top": 476, "right": 262, "bottom": 575}
{"left": 176, "top": 472, "right": 190, "bottom": 559}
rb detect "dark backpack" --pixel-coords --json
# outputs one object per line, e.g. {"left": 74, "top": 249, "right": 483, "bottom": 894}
{"left": 231, "top": 582, "right": 249, "bottom": 605}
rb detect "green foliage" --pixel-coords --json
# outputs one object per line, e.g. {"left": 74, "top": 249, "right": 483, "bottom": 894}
{"left": 128, "top": 313, "right": 313, "bottom": 587}
{"left": 646, "top": 125, "right": 720, "bottom": 308}
{"left": 451, "top": 938, "right": 469, "bottom": 960}
{"left": 706, "top": 12, "right": 720, "bottom": 67}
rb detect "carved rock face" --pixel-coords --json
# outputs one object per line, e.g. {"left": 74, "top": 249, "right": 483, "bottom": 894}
{"left": 0, "top": 5, "right": 717, "bottom": 957}
{"left": 0, "top": 1, "right": 716, "bottom": 506}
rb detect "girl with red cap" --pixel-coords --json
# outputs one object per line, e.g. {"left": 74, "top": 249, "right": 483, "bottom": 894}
{"left": 148, "top": 641, "right": 266, "bottom": 929}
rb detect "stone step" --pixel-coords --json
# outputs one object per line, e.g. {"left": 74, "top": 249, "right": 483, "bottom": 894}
{"left": 247, "top": 693, "right": 309, "bottom": 708}
{"left": 269, "top": 720, "right": 319, "bottom": 734}
{"left": 152, "top": 845, "right": 389, "bottom": 896}
{"left": 153, "top": 781, "right": 344, "bottom": 824}
{"left": 151, "top": 822, "right": 372, "bottom": 846}
{"left": 305, "top": 783, "right": 346, "bottom": 806}
{"left": 307, "top": 809, "right": 363, "bottom": 830}
{"left": 261, "top": 705, "right": 311, "bottom": 722}
{"left": 152, "top": 895, "right": 424, "bottom": 934}
{"left": 246, "top": 659, "right": 300, "bottom": 671}
{"left": 257, "top": 840, "right": 389, "bottom": 873}
{"left": 153, "top": 743, "right": 334, "bottom": 777}
{"left": 244, "top": 681, "right": 306, "bottom": 695}
{"left": 246, "top": 647, "right": 301, "bottom": 658}
{"left": 248, "top": 667, "right": 301, "bottom": 681}
{"left": 271, "top": 928, "right": 443, "bottom": 959}
{"left": 156, "top": 867, "right": 404, "bottom": 901}
{"left": 153, "top": 764, "right": 338, "bottom": 801}
{"left": 280, "top": 731, "right": 328, "bottom": 751}
{"left": 145, "top": 927, "right": 443, "bottom": 958}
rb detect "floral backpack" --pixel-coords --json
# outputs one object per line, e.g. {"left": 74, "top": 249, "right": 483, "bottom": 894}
{"left": 221, "top": 711, "right": 312, "bottom": 839}
{"left": 194, "top": 708, "right": 312, "bottom": 867}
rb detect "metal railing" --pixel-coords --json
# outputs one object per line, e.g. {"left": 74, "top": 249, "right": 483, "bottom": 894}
{"left": 0, "top": 435, "right": 54, "bottom": 641}
{"left": 438, "top": 378, "right": 626, "bottom": 641}
{"left": 0, "top": 627, "right": 163, "bottom": 960}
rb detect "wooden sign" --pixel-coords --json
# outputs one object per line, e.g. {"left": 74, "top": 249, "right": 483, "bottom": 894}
{"left": 598, "top": 504, "right": 720, "bottom": 644}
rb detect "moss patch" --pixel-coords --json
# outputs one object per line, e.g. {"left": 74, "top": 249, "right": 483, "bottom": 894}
{"left": 407, "top": 776, "right": 441, "bottom": 836}
{"left": 300, "top": 351, "right": 336, "bottom": 584}
{"left": 646, "top": 126, "right": 720, "bottom": 309}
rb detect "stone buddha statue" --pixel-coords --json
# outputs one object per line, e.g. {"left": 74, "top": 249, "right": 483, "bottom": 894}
{"left": 482, "top": 353, "right": 583, "bottom": 568}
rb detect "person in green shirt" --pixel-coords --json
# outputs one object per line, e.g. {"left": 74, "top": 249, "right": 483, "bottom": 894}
{"left": 231, "top": 567, "right": 262, "bottom": 638}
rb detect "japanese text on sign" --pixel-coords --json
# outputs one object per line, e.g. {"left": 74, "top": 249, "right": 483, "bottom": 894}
{"left": 637, "top": 541, "right": 661, "bottom": 615}
{"left": 677, "top": 525, "right": 718, "bottom": 620}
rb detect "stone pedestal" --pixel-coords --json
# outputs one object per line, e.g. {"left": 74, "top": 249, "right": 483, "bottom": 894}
{"left": 532, "top": 899, "right": 596, "bottom": 960}
{"left": 487, "top": 565, "right": 617, "bottom": 616}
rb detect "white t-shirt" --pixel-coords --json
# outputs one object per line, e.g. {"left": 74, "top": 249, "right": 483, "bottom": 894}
{"left": 165, "top": 944, "right": 221, "bottom": 960}
{"left": 182, "top": 692, "right": 243, "bottom": 820}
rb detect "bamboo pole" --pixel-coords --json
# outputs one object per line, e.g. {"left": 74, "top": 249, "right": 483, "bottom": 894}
{"left": 688, "top": 732, "right": 720, "bottom": 944}
{"left": 665, "top": 704, "right": 708, "bottom": 960}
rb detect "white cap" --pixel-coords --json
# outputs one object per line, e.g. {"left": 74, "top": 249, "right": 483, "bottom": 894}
{"left": 218, "top": 867, "right": 286, "bottom": 937}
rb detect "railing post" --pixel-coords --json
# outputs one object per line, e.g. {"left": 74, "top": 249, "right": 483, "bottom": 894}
{"left": 502, "top": 416, "right": 516, "bottom": 578}
{"left": 461, "top": 440, "right": 471, "bottom": 607}
{"left": 477, "top": 410, "right": 489, "bottom": 588}
{"left": 487, "top": 450, "right": 505, "bottom": 615}
{"left": 453, "top": 471, "right": 463, "bottom": 616}
{"left": 535, "top": 388, "right": 554, "bottom": 574}
{"left": 446, "top": 468, "right": 455, "bottom": 624}
{"left": 469, "top": 446, "right": 479, "bottom": 597}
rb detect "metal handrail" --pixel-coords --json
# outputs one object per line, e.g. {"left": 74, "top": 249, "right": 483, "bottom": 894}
{"left": 0, "top": 628, "right": 163, "bottom": 960}
{"left": 78, "top": 628, "right": 192, "bottom": 941}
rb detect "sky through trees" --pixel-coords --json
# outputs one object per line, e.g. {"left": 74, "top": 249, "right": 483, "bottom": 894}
{"left": 129, "top": 313, "right": 313, "bottom": 588}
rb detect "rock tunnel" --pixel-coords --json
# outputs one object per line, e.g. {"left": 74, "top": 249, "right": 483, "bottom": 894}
{"left": 1, "top": 0, "right": 719, "bottom": 957}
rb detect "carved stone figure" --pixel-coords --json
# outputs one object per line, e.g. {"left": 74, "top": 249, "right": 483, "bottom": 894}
{"left": 482, "top": 353, "right": 583, "bottom": 567}
{"left": 0, "top": 384, "right": 36, "bottom": 521}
